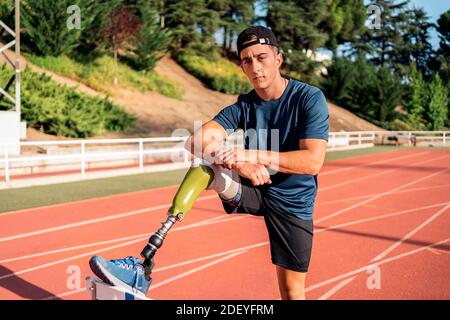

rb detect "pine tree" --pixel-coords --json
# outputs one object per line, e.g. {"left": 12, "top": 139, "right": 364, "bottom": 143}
{"left": 436, "top": 10, "right": 450, "bottom": 86}
{"left": 320, "top": 0, "right": 366, "bottom": 55}
{"left": 375, "top": 65, "right": 403, "bottom": 123}
{"left": 323, "top": 56, "right": 356, "bottom": 103}
{"left": 209, "top": 0, "right": 254, "bottom": 55}
{"left": 428, "top": 74, "right": 448, "bottom": 130}
{"left": 394, "top": 7, "right": 433, "bottom": 76}
{"left": 354, "top": 0, "right": 433, "bottom": 75}
{"left": 21, "top": 0, "right": 82, "bottom": 56}
{"left": 129, "top": 0, "right": 171, "bottom": 71}
{"left": 164, "top": 0, "right": 221, "bottom": 54}
{"left": 267, "top": 0, "right": 328, "bottom": 77}
{"left": 405, "top": 64, "right": 428, "bottom": 129}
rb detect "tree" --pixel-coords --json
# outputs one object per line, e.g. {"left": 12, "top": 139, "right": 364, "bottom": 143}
{"left": 209, "top": 0, "right": 254, "bottom": 55}
{"left": 405, "top": 64, "right": 428, "bottom": 129}
{"left": 320, "top": 0, "right": 366, "bottom": 55}
{"left": 267, "top": 0, "right": 328, "bottom": 78}
{"left": 323, "top": 56, "right": 356, "bottom": 103}
{"left": 435, "top": 10, "right": 450, "bottom": 85}
{"left": 428, "top": 74, "right": 448, "bottom": 130}
{"left": 164, "top": 0, "right": 221, "bottom": 54}
{"left": 75, "top": 0, "right": 122, "bottom": 57}
{"left": 101, "top": 3, "right": 142, "bottom": 85}
{"left": 375, "top": 65, "right": 403, "bottom": 123}
{"left": 354, "top": 0, "right": 433, "bottom": 76}
{"left": 21, "top": 0, "right": 82, "bottom": 56}
{"left": 394, "top": 7, "right": 433, "bottom": 76}
{"left": 129, "top": 0, "right": 171, "bottom": 71}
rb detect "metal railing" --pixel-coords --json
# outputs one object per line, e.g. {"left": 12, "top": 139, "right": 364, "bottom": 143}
{"left": 0, "top": 131, "right": 448, "bottom": 183}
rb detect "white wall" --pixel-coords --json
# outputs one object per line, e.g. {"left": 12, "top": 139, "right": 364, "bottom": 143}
{"left": 0, "top": 111, "right": 26, "bottom": 155}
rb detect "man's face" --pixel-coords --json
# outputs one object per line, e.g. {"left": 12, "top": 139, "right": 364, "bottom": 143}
{"left": 240, "top": 44, "right": 282, "bottom": 90}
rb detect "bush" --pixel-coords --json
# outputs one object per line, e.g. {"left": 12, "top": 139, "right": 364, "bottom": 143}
{"left": 27, "top": 54, "right": 184, "bottom": 100}
{"left": 0, "top": 64, "right": 135, "bottom": 137}
{"left": 21, "top": 0, "right": 82, "bottom": 56}
{"left": 176, "top": 52, "right": 251, "bottom": 94}
{"left": 323, "top": 55, "right": 403, "bottom": 128}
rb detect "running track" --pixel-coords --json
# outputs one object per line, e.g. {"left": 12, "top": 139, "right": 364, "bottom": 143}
{"left": 0, "top": 148, "right": 449, "bottom": 300}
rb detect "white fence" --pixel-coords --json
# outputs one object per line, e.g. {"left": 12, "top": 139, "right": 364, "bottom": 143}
{"left": 0, "top": 131, "right": 448, "bottom": 184}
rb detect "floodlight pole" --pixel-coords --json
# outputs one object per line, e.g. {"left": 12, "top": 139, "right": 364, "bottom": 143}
{"left": 0, "top": 0, "right": 20, "bottom": 116}
{"left": 15, "top": 0, "right": 20, "bottom": 116}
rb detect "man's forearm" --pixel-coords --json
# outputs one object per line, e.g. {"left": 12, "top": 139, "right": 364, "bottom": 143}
{"left": 257, "top": 150, "right": 323, "bottom": 175}
{"left": 184, "top": 135, "right": 221, "bottom": 161}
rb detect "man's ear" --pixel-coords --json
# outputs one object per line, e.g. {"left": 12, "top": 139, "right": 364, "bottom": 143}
{"left": 277, "top": 51, "right": 283, "bottom": 68}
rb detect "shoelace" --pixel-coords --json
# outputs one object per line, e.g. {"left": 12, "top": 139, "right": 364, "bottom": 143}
{"left": 112, "top": 256, "right": 141, "bottom": 271}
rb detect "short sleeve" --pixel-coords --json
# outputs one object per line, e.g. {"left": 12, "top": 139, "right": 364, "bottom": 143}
{"left": 212, "top": 101, "right": 242, "bottom": 131}
{"left": 297, "top": 90, "right": 329, "bottom": 141}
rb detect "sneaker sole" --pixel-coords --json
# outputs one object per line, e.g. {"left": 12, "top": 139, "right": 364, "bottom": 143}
{"left": 89, "top": 257, "right": 148, "bottom": 298}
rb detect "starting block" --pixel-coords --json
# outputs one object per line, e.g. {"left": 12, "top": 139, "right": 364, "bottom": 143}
{"left": 86, "top": 276, "right": 151, "bottom": 300}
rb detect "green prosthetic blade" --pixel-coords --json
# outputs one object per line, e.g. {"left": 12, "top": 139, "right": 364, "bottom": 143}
{"left": 168, "top": 165, "right": 214, "bottom": 219}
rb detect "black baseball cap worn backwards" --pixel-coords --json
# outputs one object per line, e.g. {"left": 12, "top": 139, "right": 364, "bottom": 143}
{"left": 237, "top": 26, "right": 279, "bottom": 56}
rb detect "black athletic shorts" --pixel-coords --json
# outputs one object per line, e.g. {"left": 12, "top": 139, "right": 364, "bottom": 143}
{"left": 221, "top": 178, "right": 314, "bottom": 273}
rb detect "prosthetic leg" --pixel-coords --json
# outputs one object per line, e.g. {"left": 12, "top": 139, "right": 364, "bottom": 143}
{"left": 86, "top": 161, "right": 240, "bottom": 299}
{"left": 139, "top": 164, "right": 215, "bottom": 279}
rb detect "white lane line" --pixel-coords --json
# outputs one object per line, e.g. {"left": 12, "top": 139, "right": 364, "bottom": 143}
{"left": 149, "top": 250, "right": 249, "bottom": 291}
{"left": 0, "top": 215, "right": 246, "bottom": 280}
{"left": 316, "top": 204, "right": 450, "bottom": 299}
{"left": 153, "top": 242, "right": 268, "bottom": 272}
{"left": 0, "top": 150, "right": 426, "bottom": 218}
{"left": 41, "top": 249, "right": 252, "bottom": 300}
{"left": 0, "top": 194, "right": 219, "bottom": 242}
{"left": 317, "top": 276, "right": 357, "bottom": 300}
{"left": 316, "top": 202, "right": 450, "bottom": 234}
{"left": 2, "top": 155, "right": 448, "bottom": 291}
{"left": 41, "top": 288, "right": 86, "bottom": 300}
{"left": 305, "top": 237, "right": 450, "bottom": 293}
{"left": 44, "top": 236, "right": 450, "bottom": 300}
{"left": 0, "top": 215, "right": 245, "bottom": 264}
{"left": 0, "top": 183, "right": 181, "bottom": 217}
{"left": 1, "top": 153, "right": 442, "bottom": 243}
{"left": 321, "top": 151, "right": 428, "bottom": 176}
{"left": 316, "top": 155, "right": 450, "bottom": 223}
{"left": 3, "top": 200, "right": 448, "bottom": 274}
{"left": 320, "top": 152, "right": 443, "bottom": 192}
{"left": 318, "top": 183, "right": 450, "bottom": 207}
{"left": 371, "top": 204, "right": 450, "bottom": 262}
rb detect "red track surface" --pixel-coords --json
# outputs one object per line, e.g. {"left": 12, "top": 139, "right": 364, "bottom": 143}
{"left": 0, "top": 148, "right": 449, "bottom": 300}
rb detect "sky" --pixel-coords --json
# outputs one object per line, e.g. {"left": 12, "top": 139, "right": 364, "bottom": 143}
{"left": 408, "top": 0, "right": 449, "bottom": 49}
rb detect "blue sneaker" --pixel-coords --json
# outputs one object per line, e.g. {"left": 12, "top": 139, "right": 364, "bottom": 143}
{"left": 89, "top": 255, "right": 151, "bottom": 296}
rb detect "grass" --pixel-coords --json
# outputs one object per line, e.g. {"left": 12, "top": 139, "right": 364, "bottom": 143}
{"left": 0, "top": 169, "right": 189, "bottom": 213}
{"left": 0, "top": 146, "right": 408, "bottom": 214}
{"left": 0, "top": 64, "right": 135, "bottom": 138}
{"left": 26, "top": 54, "right": 184, "bottom": 100}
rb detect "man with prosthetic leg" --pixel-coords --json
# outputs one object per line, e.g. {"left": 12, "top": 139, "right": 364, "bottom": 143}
{"left": 89, "top": 26, "right": 329, "bottom": 300}
{"left": 89, "top": 160, "right": 241, "bottom": 298}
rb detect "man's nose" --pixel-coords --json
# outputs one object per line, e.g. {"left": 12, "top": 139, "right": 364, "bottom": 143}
{"left": 251, "top": 59, "right": 262, "bottom": 74}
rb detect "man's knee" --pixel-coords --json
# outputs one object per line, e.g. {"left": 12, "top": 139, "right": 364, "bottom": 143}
{"left": 199, "top": 161, "right": 241, "bottom": 200}
{"left": 276, "top": 266, "right": 307, "bottom": 300}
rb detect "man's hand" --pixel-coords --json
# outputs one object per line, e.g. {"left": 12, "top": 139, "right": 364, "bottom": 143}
{"left": 214, "top": 147, "right": 262, "bottom": 169}
{"left": 233, "top": 163, "right": 272, "bottom": 186}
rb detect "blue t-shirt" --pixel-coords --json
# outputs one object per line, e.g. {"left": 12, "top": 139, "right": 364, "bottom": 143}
{"left": 213, "top": 79, "right": 329, "bottom": 220}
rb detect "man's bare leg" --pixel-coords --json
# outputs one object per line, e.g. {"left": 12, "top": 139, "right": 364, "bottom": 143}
{"left": 276, "top": 265, "right": 307, "bottom": 300}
